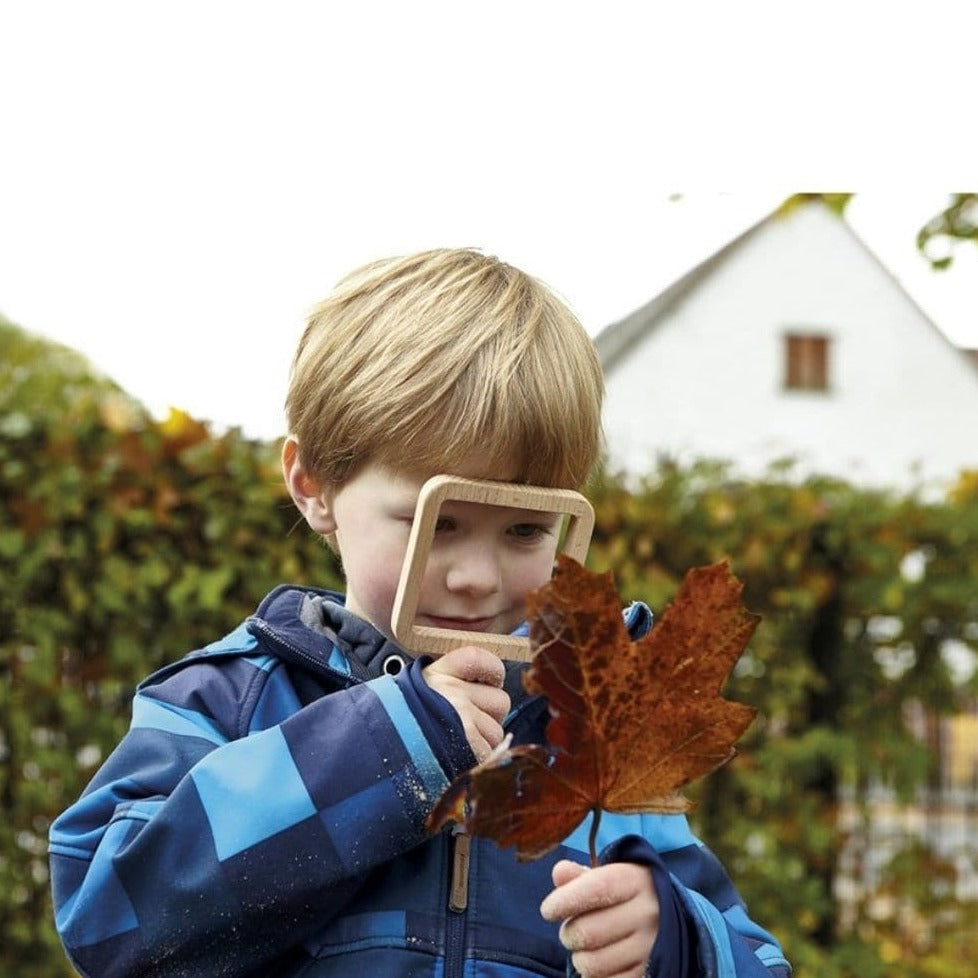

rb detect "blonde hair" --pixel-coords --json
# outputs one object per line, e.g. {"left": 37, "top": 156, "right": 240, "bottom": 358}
{"left": 286, "top": 248, "right": 604, "bottom": 489}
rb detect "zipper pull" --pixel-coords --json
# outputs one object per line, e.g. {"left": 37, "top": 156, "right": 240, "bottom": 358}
{"left": 449, "top": 828, "right": 471, "bottom": 912}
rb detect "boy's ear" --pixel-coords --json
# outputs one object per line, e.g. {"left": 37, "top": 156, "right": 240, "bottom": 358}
{"left": 281, "top": 436, "right": 337, "bottom": 534}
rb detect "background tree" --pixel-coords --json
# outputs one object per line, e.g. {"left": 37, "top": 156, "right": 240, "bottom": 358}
{"left": 781, "top": 191, "right": 978, "bottom": 272}
{"left": 916, "top": 193, "right": 978, "bottom": 270}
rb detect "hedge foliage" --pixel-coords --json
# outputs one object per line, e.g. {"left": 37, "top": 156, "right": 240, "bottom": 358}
{"left": 1, "top": 319, "right": 344, "bottom": 976}
{"left": 2, "top": 317, "right": 978, "bottom": 976}
{"left": 588, "top": 463, "right": 978, "bottom": 976}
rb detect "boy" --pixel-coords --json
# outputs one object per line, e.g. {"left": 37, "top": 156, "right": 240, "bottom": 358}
{"left": 50, "top": 249, "right": 790, "bottom": 977}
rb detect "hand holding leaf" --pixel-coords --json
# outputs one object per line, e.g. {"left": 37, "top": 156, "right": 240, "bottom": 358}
{"left": 426, "top": 558, "right": 759, "bottom": 864}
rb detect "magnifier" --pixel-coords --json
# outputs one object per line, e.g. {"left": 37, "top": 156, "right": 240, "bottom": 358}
{"left": 391, "top": 475, "right": 594, "bottom": 661}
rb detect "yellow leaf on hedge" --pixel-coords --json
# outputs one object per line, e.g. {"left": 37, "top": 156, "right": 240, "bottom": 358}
{"left": 159, "top": 407, "right": 209, "bottom": 450}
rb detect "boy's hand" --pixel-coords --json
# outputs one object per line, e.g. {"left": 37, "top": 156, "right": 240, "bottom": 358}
{"left": 540, "top": 860, "right": 660, "bottom": 978}
{"left": 422, "top": 646, "right": 510, "bottom": 761}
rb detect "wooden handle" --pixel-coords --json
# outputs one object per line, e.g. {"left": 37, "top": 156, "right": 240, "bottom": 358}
{"left": 391, "top": 475, "right": 594, "bottom": 660}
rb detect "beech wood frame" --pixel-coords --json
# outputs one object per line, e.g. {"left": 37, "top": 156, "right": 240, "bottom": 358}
{"left": 391, "top": 475, "right": 594, "bottom": 660}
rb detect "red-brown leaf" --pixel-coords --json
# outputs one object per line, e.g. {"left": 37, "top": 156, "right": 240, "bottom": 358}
{"left": 426, "top": 558, "right": 759, "bottom": 861}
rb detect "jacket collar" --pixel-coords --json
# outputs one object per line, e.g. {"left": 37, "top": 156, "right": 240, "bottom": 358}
{"left": 247, "top": 585, "right": 653, "bottom": 686}
{"left": 249, "top": 585, "right": 402, "bottom": 683}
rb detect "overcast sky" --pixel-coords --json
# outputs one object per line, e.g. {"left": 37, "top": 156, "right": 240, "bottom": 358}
{"left": 1, "top": 3, "right": 975, "bottom": 440}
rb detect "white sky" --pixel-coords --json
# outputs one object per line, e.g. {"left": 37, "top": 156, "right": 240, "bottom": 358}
{"left": 1, "top": 2, "right": 976, "bottom": 440}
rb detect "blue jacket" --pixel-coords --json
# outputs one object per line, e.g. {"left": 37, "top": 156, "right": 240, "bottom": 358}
{"left": 50, "top": 585, "right": 791, "bottom": 978}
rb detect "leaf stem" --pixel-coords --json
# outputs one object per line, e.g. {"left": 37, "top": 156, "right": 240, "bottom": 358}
{"left": 588, "top": 807, "right": 601, "bottom": 867}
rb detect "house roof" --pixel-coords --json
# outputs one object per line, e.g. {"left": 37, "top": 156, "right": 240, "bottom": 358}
{"left": 593, "top": 209, "right": 772, "bottom": 373}
{"left": 593, "top": 199, "right": 978, "bottom": 379}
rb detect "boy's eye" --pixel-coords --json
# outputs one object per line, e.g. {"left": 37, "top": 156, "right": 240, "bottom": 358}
{"left": 434, "top": 516, "right": 457, "bottom": 533}
{"left": 509, "top": 523, "right": 552, "bottom": 542}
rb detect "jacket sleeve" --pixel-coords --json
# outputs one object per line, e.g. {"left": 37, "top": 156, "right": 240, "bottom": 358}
{"left": 49, "top": 653, "right": 472, "bottom": 978}
{"left": 596, "top": 829, "right": 790, "bottom": 978}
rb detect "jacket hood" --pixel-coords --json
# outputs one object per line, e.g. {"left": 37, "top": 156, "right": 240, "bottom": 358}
{"left": 248, "top": 584, "right": 407, "bottom": 683}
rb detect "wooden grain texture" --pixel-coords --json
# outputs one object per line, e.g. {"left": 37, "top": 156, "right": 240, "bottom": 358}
{"left": 391, "top": 476, "right": 594, "bottom": 659}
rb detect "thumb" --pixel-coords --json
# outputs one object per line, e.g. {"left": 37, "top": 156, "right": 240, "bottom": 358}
{"left": 551, "top": 859, "right": 589, "bottom": 888}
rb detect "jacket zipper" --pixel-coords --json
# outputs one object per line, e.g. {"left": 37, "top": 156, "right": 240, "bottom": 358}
{"left": 444, "top": 706, "right": 537, "bottom": 973}
{"left": 445, "top": 826, "right": 470, "bottom": 976}
{"left": 449, "top": 828, "right": 471, "bottom": 911}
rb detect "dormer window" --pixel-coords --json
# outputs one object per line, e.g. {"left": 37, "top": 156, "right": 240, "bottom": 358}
{"left": 784, "top": 332, "right": 830, "bottom": 391}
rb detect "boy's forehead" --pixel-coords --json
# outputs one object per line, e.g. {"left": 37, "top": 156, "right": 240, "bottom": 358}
{"left": 374, "top": 466, "right": 563, "bottom": 525}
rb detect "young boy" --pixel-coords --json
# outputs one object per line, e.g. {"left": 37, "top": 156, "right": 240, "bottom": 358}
{"left": 50, "top": 249, "right": 790, "bottom": 978}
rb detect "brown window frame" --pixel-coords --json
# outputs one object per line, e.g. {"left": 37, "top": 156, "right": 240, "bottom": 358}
{"left": 784, "top": 332, "right": 830, "bottom": 391}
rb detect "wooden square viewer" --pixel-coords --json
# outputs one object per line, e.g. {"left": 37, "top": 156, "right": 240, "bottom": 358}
{"left": 391, "top": 475, "right": 595, "bottom": 661}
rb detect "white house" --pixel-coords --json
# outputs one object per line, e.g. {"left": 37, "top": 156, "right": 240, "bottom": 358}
{"left": 596, "top": 200, "right": 978, "bottom": 491}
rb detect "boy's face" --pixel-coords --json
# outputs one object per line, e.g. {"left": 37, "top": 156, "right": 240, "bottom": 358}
{"left": 305, "top": 455, "right": 562, "bottom": 642}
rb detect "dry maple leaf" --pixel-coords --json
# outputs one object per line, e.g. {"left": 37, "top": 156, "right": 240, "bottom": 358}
{"left": 426, "top": 557, "right": 759, "bottom": 864}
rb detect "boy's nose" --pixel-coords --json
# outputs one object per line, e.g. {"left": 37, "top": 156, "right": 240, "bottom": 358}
{"left": 445, "top": 545, "right": 502, "bottom": 596}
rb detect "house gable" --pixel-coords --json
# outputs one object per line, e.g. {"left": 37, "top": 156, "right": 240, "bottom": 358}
{"left": 597, "top": 201, "right": 978, "bottom": 490}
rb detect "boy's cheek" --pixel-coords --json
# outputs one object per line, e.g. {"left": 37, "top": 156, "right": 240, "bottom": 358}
{"left": 524, "top": 554, "right": 561, "bottom": 592}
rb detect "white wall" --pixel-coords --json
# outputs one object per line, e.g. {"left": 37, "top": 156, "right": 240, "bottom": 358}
{"left": 602, "top": 205, "right": 978, "bottom": 491}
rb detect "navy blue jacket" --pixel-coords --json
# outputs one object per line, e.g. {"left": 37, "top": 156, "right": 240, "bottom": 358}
{"left": 50, "top": 586, "right": 790, "bottom": 977}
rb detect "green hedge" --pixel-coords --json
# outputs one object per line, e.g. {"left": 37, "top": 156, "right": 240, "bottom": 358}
{"left": 588, "top": 463, "right": 978, "bottom": 976}
{"left": 1, "top": 319, "right": 344, "bottom": 975}
{"left": 2, "top": 319, "right": 977, "bottom": 976}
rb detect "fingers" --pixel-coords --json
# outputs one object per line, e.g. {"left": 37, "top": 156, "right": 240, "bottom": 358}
{"left": 467, "top": 712, "right": 505, "bottom": 762}
{"left": 541, "top": 862, "right": 660, "bottom": 978}
{"left": 425, "top": 653, "right": 510, "bottom": 724}
{"left": 541, "top": 862, "right": 646, "bottom": 922}
{"left": 559, "top": 900, "right": 645, "bottom": 954}
{"left": 457, "top": 674, "right": 510, "bottom": 722}
{"left": 427, "top": 645, "right": 506, "bottom": 687}
{"left": 558, "top": 934, "right": 649, "bottom": 978}
{"left": 551, "top": 859, "right": 589, "bottom": 889}
{"left": 423, "top": 646, "right": 510, "bottom": 760}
